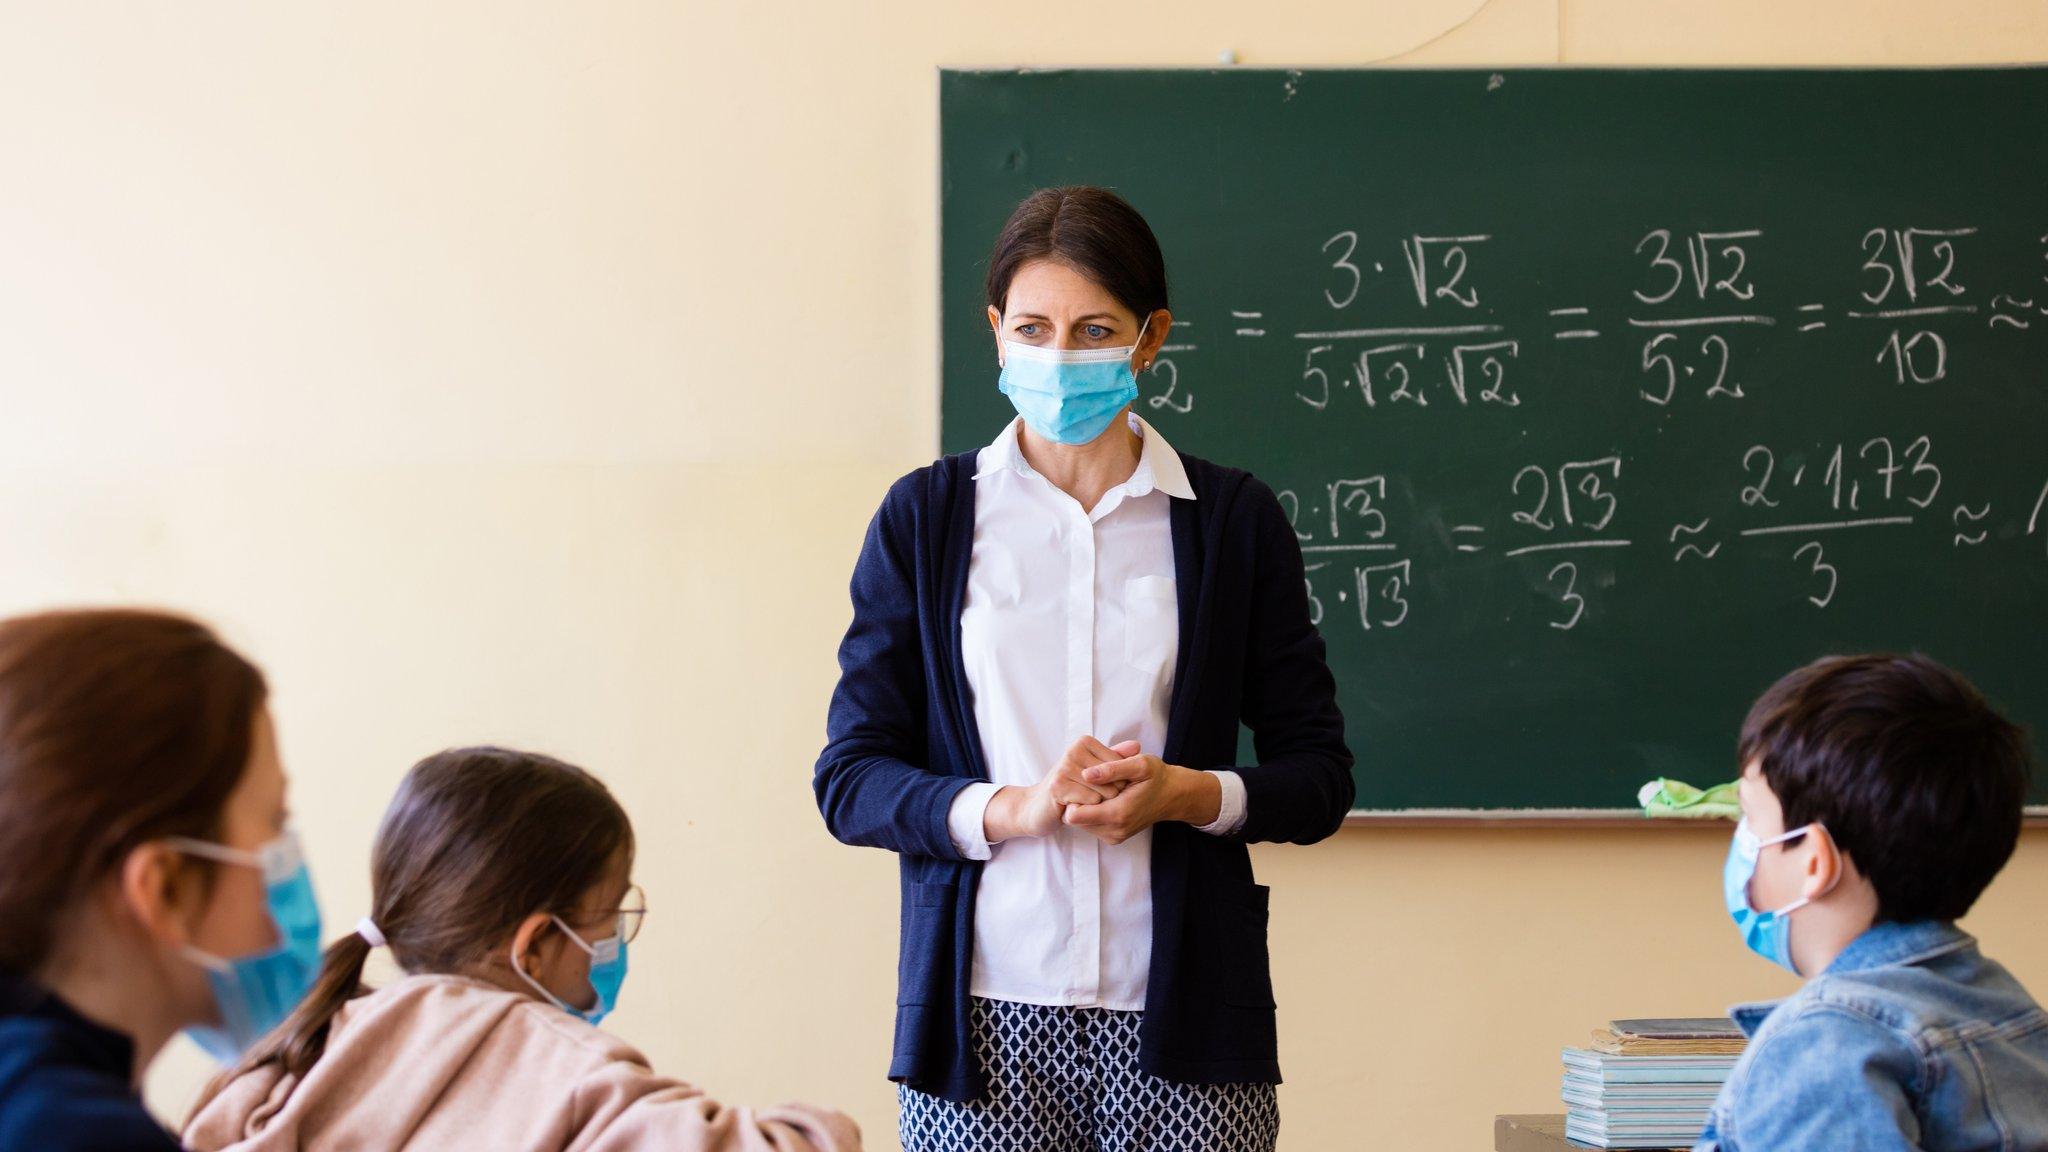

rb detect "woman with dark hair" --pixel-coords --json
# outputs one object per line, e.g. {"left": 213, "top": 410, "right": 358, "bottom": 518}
{"left": 0, "top": 608, "right": 321, "bottom": 1151}
{"left": 185, "top": 746, "right": 859, "bottom": 1152}
{"left": 816, "top": 186, "right": 1354, "bottom": 1151}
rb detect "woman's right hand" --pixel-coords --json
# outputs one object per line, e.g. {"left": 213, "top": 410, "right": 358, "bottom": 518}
{"left": 984, "top": 737, "right": 1137, "bottom": 842}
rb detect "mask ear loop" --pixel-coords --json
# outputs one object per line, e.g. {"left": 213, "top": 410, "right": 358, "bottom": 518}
{"left": 158, "top": 836, "right": 274, "bottom": 967}
{"left": 1130, "top": 314, "right": 1155, "bottom": 375}
{"left": 1759, "top": 823, "right": 1836, "bottom": 917}
{"left": 161, "top": 837, "right": 263, "bottom": 870}
{"left": 177, "top": 944, "right": 237, "bottom": 975}
{"left": 549, "top": 916, "right": 600, "bottom": 956}
{"left": 1793, "top": 823, "right": 1843, "bottom": 908}
{"left": 510, "top": 916, "right": 601, "bottom": 1015}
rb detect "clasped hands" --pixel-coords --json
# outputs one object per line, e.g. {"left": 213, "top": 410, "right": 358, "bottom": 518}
{"left": 983, "top": 737, "right": 1222, "bottom": 847}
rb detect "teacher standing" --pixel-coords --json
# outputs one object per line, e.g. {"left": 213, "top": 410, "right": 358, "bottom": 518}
{"left": 815, "top": 186, "right": 1353, "bottom": 1152}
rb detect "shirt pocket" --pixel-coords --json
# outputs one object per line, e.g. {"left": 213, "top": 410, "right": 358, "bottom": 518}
{"left": 1122, "top": 574, "right": 1180, "bottom": 675}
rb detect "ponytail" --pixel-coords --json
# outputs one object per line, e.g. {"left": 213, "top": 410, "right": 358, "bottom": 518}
{"left": 191, "top": 932, "right": 373, "bottom": 1115}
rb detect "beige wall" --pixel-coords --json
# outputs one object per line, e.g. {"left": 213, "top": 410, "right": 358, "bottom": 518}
{"left": 3, "top": 2, "right": 2045, "bottom": 1148}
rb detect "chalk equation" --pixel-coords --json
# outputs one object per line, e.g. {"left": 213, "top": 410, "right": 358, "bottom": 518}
{"left": 1140, "top": 226, "right": 2046, "bottom": 416}
{"left": 1274, "top": 446, "right": 2047, "bottom": 635}
{"left": 1132, "top": 226, "right": 2048, "bottom": 637}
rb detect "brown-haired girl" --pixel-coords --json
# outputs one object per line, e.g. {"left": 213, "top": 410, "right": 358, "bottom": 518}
{"left": 186, "top": 746, "right": 858, "bottom": 1152}
{"left": 0, "top": 608, "right": 315, "bottom": 1152}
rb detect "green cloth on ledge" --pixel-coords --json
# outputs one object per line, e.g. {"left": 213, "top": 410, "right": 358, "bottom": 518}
{"left": 1638, "top": 777, "right": 1739, "bottom": 819}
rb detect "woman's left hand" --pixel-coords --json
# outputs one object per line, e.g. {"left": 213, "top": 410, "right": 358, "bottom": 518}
{"left": 1062, "top": 753, "right": 1223, "bottom": 845}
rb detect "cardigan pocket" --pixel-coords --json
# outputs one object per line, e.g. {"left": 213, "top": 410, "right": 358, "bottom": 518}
{"left": 1220, "top": 883, "right": 1278, "bottom": 1009}
{"left": 896, "top": 882, "right": 957, "bottom": 1006}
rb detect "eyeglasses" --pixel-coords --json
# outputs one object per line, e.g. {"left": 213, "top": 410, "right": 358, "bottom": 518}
{"left": 614, "top": 884, "right": 647, "bottom": 944}
{"left": 561, "top": 884, "right": 647, "bottom": 944}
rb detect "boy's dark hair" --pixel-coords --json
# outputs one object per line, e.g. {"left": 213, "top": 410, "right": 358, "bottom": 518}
{"left": 1740, "top": 653, "right": 2032, "bottom": 924}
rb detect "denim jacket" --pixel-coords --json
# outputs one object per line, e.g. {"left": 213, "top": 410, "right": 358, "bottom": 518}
{"left": 1696, "top": 920, "right": 2048, "bottom": 1152}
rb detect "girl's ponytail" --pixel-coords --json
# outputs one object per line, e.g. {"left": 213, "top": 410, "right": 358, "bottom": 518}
{"left": 192, "top": 931, "right": 373, "bottom": 1114}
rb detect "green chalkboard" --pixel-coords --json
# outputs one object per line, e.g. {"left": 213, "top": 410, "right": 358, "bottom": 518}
{"left": 939, "top": 68, "right": 2048, "bottom": 816}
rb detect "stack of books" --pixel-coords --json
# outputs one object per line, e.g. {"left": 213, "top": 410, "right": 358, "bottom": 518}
{"left": 1560, "top": 1018, "right": 1745, "bottom": 1149}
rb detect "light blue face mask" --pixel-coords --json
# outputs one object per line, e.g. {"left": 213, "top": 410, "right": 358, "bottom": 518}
{"left": 1723, "top": 817, "right": 1828, "bottom": 974}
{"left": 513, "top": 916, "right": 628, "bottom": 1026}
{"left": 997, "top": 317, "right": 1152, "bottom": 446}
{"left": 168, "top": 830, "right": 325, "bottom": 1063}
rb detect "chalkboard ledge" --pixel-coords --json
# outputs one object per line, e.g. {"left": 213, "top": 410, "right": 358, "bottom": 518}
{"left": 1342, "top": 807, "right": 2048, "bottom": 829}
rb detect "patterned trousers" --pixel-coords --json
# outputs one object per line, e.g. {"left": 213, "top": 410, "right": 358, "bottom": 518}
{"left": 899, "top": 997, "right": 1281, "bottom": 1152}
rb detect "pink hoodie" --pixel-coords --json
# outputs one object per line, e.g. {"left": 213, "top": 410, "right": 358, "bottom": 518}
{"left": 182, "top": 974, "right": 860, "bottom": 1152}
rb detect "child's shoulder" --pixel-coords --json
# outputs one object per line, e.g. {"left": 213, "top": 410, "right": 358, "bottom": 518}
{"left": 1722, "top": 936, "right": 2048, "bottom": 1150}
{"left": 1750, "top": 978, "right": 1919, "bottom": 1061}
{"left": 1708, "top": 982, "right": 1927, "bottom": 1147}
{"left": 1795, "top": 932, "right": 2046, "bottom": 1052}
{"left": 1769, "top": 973, "right": 1928, "bottom": 1049}
{"left": 1738, "top": 933, "right": 2046, "bottom": 1094}
{"left": 358, "top": 974, "right": 651, "bottom": 1065}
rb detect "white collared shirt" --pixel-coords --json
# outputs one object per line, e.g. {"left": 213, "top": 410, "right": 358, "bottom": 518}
{"left": 946, "top": 414, "right": 1247, "bottom": 1011}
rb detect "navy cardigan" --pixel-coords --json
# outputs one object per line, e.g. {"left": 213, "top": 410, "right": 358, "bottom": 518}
{"left": 814, "top": 449, "right": 1354, "bottom": 1103}
{"left": 0, "top": 970, "right": 182, "bottom": 1151}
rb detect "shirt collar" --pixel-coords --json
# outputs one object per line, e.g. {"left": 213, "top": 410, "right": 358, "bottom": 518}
{"left": 1728, "top": 1000, "right": 1780, "bottom": 1038}
{"left": 1824, "top": 919, "right": 1973, "bottom": 976}
{"left": 973, "top": 414, "right": 1197, "bottom": 502}
{"left": 972, "top": 417, "right": 1029, "bottom": 480}
{"left": 1725, "top": 920, "right": 1974, "bottom": 1038}
{"left": 0, "top": 969, "right": 137, "bottom": 1077}
{"left": 0, "top": 968, "right": 37, "bottom": 1016}
{"left": 1138, "top": 416, "right": 1196, "bottom": 500}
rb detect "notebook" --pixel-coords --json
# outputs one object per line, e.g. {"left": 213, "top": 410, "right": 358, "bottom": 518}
{"left": 1590, "top": 1017, "right": 1747, "bottom": 1057}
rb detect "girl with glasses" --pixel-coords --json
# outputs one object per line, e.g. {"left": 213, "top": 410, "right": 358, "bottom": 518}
{"left": 186, "top": 746, "right": 859, "bottom": 1152}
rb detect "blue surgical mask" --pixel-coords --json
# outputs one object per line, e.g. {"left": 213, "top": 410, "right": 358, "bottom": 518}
{"left": 997, "top": 317, "right": 1151, "bottom": 446}
{"left": 513, "top": 916, "right": 628, "bottom": 1026}
{"left": 1723, "top": 817, "right": 1828, "bottom": 974}
{"left": 167, "top": 830, "right": 325, "bottom": 1062}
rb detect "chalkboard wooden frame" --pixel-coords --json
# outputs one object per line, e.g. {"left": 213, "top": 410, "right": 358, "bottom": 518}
{"left": 939, "top": 66, "right": 2048, "bottom": 824}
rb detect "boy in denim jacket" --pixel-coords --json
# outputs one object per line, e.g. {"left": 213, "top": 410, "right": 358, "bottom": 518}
{"left": 1698, "top": 653, "right": 2047, "bottom": 1152}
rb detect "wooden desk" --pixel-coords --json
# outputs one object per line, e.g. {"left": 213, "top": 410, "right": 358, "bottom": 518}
{"left": 1495, "top": 1114, "right": 1690, "bottom": 1151}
